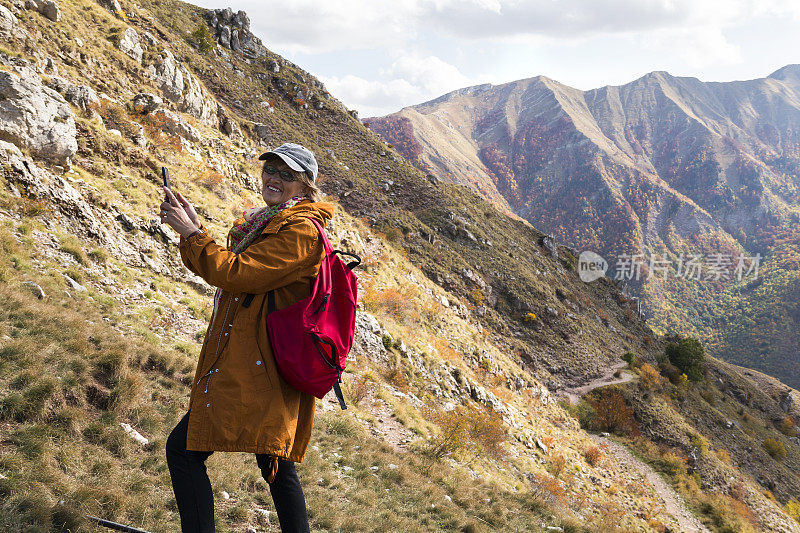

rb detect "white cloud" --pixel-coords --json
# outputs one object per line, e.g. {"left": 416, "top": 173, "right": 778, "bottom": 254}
{"left": 321, "top": 53, "right": 477, "bottom": 116}
{"left": 639, "top": 26, "right": 742, "bottom": 70}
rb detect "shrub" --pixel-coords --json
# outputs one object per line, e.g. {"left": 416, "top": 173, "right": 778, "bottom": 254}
{"left": 656, "top": 450, "right": 687, "bottom": 476}
{"left": 665, "top": 337, "right": 705, "bottom": 382}
{"left": 622, "top": 352, "right": 635, "bottom": 365}
{"left": 346, "top": 373, "right": 371, "bottom": 406}
{"left": 715, "top": 448, "right": 731, "bottom": 464}
{"left": 763, "top": 438, "right": 786, "bottom": 460}
{"left": 587, "top": 389, "right": 639, "bottom": 436}
{"left": 689, "top": 433, "right": 709, "bottom": 455}
{"left": 584, "top": 445, "right": 603, "bottom": 466}
{"left": 562, "top": 399, "right": 596, "bottom": 430}
{"left": 785, "top": 498, "right": 800, "bottom": 523}
{"left": 779, "top": 416, "right": 796, "bottom": 436}
{"left": 421, "top": 404, "right": 506, "bottom": 468}
{"left": 639, "top": 363, "right": 664, "bottom": 391}
{"left": 381, "top": 333, "right": 393, "bottom": 350}
{"left": 548, "top": 454, "right": 566, "bottom": 477}
{"left": 528, "top": 472, "right": 567, "bottom": 507}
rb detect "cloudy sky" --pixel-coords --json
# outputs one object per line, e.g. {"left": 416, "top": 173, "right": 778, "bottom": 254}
{"left": 193, "top": 0, "right": 800, "bottom": 117}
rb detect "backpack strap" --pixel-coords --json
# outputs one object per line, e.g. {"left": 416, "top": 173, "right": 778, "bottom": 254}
{"left": 333, "top": 379, "right": 347, "bottom": 410}
{"left": 307, "top": 218, "right": 333, "bottom": 254}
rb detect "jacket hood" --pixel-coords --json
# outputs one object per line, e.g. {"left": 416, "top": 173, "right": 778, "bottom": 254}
{"left": 281, "top": 199, "right": 335, "bottom": 228}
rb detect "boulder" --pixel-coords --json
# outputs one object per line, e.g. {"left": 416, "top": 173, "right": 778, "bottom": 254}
{"left": 21, "top": 280, "right": 46, "bottom": 299}
{"left": 132, "top": 92, "right": 162, "bottom": 114}
{"left": 118, "top": 27, "right": 143, "bottom": 63}
{"left": 26, "top": 0, "right": 61, "bottom": 22}
{"left": 780, "top": 391, "right": 795, "bottom": 413}
{"left": 44, "top": 76, "right": 99, "bottom": 111}
{"left": 98, "top": 0, "right": 122, "bottom": 16}
{"left": 1, "top": 5, "right": 28, "bottom": 39}
{"left": 0, "top": 68, "right": 77, "bottom": 164}
{"left": 65, "top": 84, "right": 99, "bottom": 111}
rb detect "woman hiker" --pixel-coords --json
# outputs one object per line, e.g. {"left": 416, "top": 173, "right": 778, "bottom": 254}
{"left": 159, "top": 142, "right": 334, "bottom": 532}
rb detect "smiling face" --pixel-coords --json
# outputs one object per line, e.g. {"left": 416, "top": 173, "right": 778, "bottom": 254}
{"left": 261, "top": 157, "right": 307, "bottom": 206}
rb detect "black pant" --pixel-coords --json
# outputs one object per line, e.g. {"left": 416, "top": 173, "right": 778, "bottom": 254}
{"left": 165, "top": 410, "right": 310, "bottom": 533}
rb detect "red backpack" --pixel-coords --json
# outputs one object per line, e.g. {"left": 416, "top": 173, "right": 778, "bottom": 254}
{"left": 260, "top": 217, "right": 359, "bottom": 409}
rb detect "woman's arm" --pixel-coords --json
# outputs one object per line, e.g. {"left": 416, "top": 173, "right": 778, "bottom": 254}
{"left": 178, "top": 218, "right": 321, "bottom": 294}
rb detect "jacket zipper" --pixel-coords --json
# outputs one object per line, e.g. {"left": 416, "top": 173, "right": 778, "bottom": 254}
{"left": 197, "top": 292, "right": 235, "bottom": 395}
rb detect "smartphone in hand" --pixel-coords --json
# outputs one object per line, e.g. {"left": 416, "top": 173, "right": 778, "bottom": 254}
{"left": 162, "top": 166, "right": 170, "bottom": 202}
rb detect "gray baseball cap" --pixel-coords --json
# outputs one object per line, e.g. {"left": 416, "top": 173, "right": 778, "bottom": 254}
{"left": 259, "top": 142, "right": 318, "bottom": 182}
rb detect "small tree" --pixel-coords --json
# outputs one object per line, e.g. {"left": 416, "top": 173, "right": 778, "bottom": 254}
{"left": 588, "top": 389, "right": 639, "bottom": 436}
{"left": 665, "top": 337, "right": 705, "bottom": 382}
{"left": 191, "top": 23, "right": 215, "bottom": 55}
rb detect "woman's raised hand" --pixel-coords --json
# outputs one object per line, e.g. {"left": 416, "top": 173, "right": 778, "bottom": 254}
{"left": 174, "top": 190, "right": 200, "bottom": 227}
{"left": 160, "top": 187, "right": 200, "bottom": 238}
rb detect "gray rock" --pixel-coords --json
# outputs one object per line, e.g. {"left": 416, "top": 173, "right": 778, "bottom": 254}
{"left": 116, "top": 212, "right": 138, "bottom": 231}
{"left": 230, "top": 29, "right": 241, "bottom": 52}
{"left": 150, "top": 108, "right": 200, "bottom": 142}
{"left": 142, "top": 31, "right": 158, "bottom": 47}
{"left": 98, "top": 0, "right": 122, "bottom": 15}
{"left": 26, "top": 0, "right": 60, "bottom": 22}
{"left": 132, "top": 92, "right": 162, "bottom": 114}
{"left": 266, "top": 59, "right": 279, "bottom": 73}
{"left": 0, "top": 68, "right": 77, "bottom": 164}
{"left": 0, "top": 5, "right": 27, "bottom": 39}
{"left": 154, "top": 50, "right": 184, "bottom": 101}
{"left": 218, "top": 26, "right": 231, "bottom": 48}
{"left": 62, "top": 273, "right": 87, "bottom": 291}
{"left": 153, "top": 50, "right": 217, "bottom": 126}
{"left": 118, "top": 27, "right": 143, "bottom": 63}
{"left": 542, "top": 235, "right": 558, "bottom": 259}
{"left": 21, "top": 280, "right": 46, "bottom": 299}
{"left": 232, "top": 10, "right": 249, "bottom": 29}
{"left": 780, "top": 391, "right": 795, "bottom": 413}
{"left": 65, "top": 84, "right": 99, "bottom": 110}
{"left": 44, "top": 76, "right": 98, "bottom": 110}
{"left": 253, "top": 123, "right": 270, "bottom": 141}
{"left": 131, "top": 122, "right": 146, "bottom": 148}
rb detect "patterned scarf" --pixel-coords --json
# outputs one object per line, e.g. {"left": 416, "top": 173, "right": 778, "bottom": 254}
{"left": 210, "top": 196, "right": 307, "bottom": 324}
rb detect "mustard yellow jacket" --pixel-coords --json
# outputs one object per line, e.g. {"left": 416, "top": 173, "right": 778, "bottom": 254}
{"left": 178, "top": 199, "right": 335, "bottom": 464}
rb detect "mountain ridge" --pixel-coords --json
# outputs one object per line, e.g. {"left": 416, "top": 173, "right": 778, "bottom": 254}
{"left": 367, "top": 64, "right": 800, "bottom": 390}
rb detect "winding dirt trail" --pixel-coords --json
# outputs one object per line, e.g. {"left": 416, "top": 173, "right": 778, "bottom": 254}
{"left": 591, "top": 434, "right": 711, "bottom": 533}
{"left": 563, "top": 360, "right": 635, "bottom": 404}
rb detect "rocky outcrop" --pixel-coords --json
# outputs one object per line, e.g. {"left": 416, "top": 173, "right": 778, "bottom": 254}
{"left": 150, "top": 50, "right": 218, "bottom": 127}
{"left": 781, "top": 391, "right": 795, "bottom": 414}
{"left": 118, "top": 27, "right": 143, "bottom": 63}
{"left": 0, "top": 140, "right": 189, "bottom": 277}
{"left": 0, "top": 68, "right": 77, "bottom": 164}
{"left": 0, "top": 5, "right": 28, "bottom": 39}
{"left": 206, "top": 8, "right": 267, "bottom": 59}
{"left": 25, "top": 0, "right": 61, "bottom": 22}
{"left": 45, "top": 76, "right": 99, "bottom": 111}
{"left": 132, "top": 92, "right": 163, "bottom": 114}
{"left": 150, "top": 108, "right": 200, "bottom": 142}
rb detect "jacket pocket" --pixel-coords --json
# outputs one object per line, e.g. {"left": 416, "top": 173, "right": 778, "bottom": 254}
{"left": 251, "top": 336, "right": 274, "bottom": 393}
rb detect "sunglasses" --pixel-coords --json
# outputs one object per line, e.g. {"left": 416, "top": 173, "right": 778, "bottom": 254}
{"left": 262, "top": 165, "right": 299, "bottom": 182}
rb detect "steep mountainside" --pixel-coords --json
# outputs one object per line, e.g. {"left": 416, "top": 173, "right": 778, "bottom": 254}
{"left": 1, "top": 0, "right": 800, "bottom": 531}
{"left": 366, "top": 68, "right": 800, "bottom": 388}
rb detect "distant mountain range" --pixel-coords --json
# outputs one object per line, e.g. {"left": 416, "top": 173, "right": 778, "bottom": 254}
{"left": 366, "top": 66, "right": 800, "bottom": 388}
